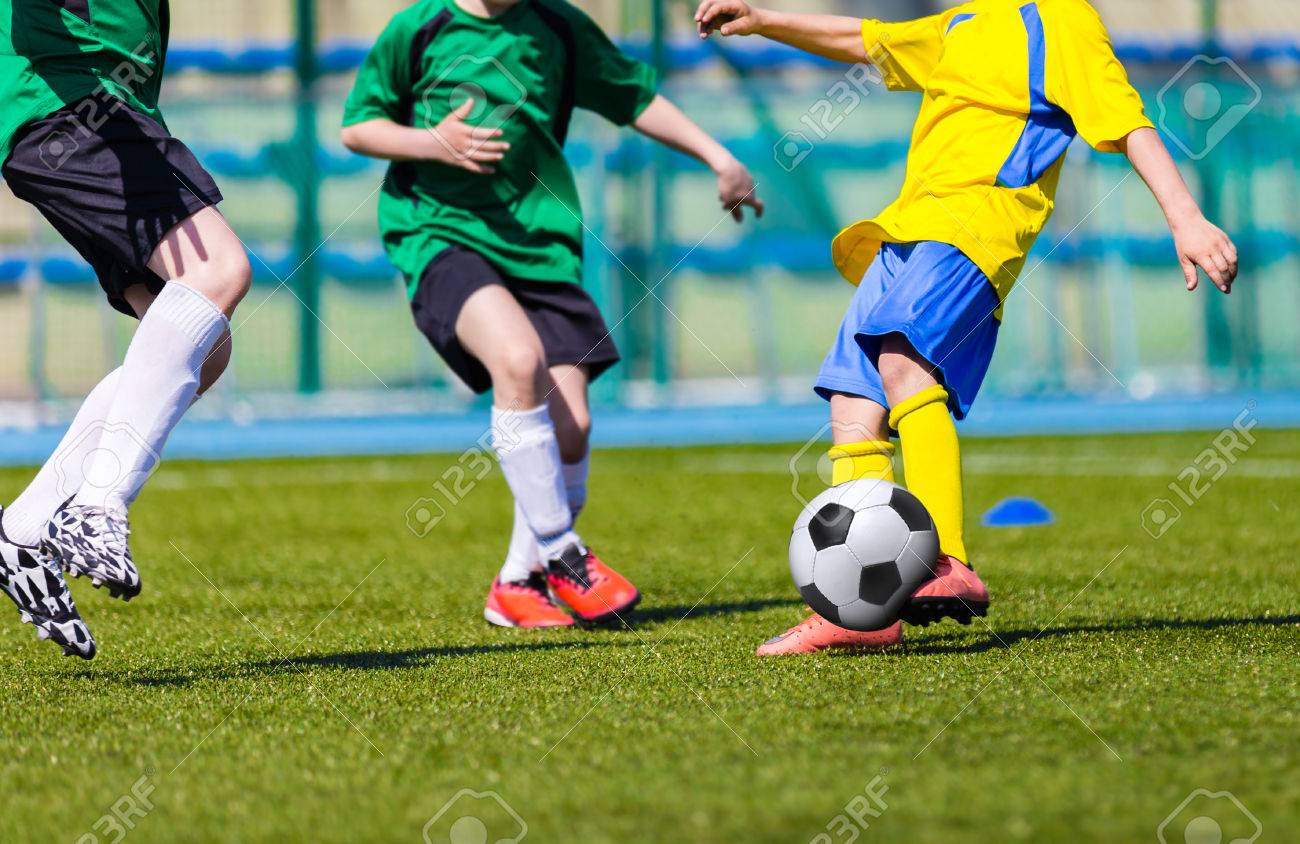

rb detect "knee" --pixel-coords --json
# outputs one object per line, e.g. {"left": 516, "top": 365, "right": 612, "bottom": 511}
{"left": 201, "top": 249, "right": 251, "bottom": 316}
{"left": 494, "top": 344, "right": 547, "bottom": 403}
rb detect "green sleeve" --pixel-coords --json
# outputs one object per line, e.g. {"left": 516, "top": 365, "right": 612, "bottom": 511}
{"left": 342, "top": 14, "right": 413, "bottom": 127}
{"left": 564, "top": 4, "right": 659, "bottom": 126}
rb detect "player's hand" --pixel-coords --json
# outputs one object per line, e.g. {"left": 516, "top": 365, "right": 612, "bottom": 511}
{"left": 695, "top": 1, "right": 764, "bottom": 38}
{"left": 425, "top": 98, "right": 510, "bottom": 174}
{"left": 716, "top": 158, "right": 764, "bottom": 222}
{"left": 1172, "top": 215, "right": 1238, "bottom": 294}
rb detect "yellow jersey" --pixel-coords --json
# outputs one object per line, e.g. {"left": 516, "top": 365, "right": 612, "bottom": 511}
{"left": 832, "top": 0, "right": 1153, "bottom": 304}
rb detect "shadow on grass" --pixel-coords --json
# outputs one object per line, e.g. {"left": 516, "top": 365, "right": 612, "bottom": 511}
{"left": 110, "top": 598, "right": 802, "bottom": 685}
{"left": 906, "top": 613, "right": 1300, "bottom": 656}
{"left": 121, "top": 640, "right": 632, "bottom": 687}
{"left": 606, "top": 597, "right": 803, "bottom": 628}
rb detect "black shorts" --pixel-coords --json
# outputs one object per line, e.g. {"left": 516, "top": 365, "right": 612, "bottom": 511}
{"left": 411, "top": 245, "right": 621, "bottom": 394}
{"left": 2, "top": 97, "right": 223, "bottom": 317}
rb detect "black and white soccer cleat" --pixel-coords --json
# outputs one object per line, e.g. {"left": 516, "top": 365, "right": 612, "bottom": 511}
{"left": 42, "top": 504, "right": 141, "bottom": 602}
{"left": 0, "top": 510, "right": 96, "bottom": 659}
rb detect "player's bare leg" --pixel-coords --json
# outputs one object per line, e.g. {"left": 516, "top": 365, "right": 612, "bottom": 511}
{"left": 459, "top": 287, "right": 573, "bottom": 627}
{"left": 42, "top": 207, "right": 249, "bottom": 601}
{"left": 877, "top": 334, "right": 989, "bottom": 626}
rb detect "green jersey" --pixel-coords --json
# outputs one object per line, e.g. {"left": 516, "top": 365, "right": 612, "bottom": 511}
{"left": 0, "top": 0, "right": 169, "bottom": 165}
{"left": 342, "top": 0, "right": 658, "bottom": 294}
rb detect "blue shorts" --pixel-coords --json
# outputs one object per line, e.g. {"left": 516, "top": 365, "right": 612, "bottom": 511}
{"left": 815, "top": 241, "right": 1000, "bottom": 420}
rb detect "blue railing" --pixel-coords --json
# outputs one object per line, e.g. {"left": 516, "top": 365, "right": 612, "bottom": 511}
{"left": 159, "top": 36, "right": 1300, "bottom": 76}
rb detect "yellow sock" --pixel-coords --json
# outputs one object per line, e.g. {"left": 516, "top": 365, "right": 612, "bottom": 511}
{"left": 828, "top": 440, "right": 895, "bottom": 485}
{"left": 888, "top": 385, "right": 968, "bottom": 562}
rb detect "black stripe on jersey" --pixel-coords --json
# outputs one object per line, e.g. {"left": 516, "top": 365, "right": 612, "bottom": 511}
{"left": 401, "top": 8, "right": 455, "bottom": 126}
{"left": 529, "top": 3, "right": 577, "bottom": 145}
{"left": 392, "top": 8, "right": 454, "bottom": 200}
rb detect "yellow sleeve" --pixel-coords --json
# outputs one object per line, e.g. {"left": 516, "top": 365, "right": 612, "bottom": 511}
{"left": 860, "top": 15, "right": 947, "bottom": 93}
{"left": 1043, "top": 1, "right": 1153, "bottom": 152}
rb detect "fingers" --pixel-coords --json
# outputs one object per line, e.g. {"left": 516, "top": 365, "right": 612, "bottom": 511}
{"left": 696, "top": 1, "right": 739, "bottom": 37}
{"left": 720, "top": 191, "right": 764, "bottom": 222}
{"left": 449, "top": 97, "right": 476, "bottom": 121}
{"left": 1180, "top": 255, "right": 1199, "bottom": 292}
{"left": 470, "top": 125, "right": 505, "bottom": 141}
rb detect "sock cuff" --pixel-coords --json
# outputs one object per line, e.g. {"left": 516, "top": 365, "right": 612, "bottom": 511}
{"left": 827, "top": 440, "right": 895, "bottom": 461}
{"left": 491, "top": 404, "right": 553, "bottom": 449}
{"left": 888, "top": 385, "right": 949, "bottom": 429}
{"left": 151, "top": 282, "right": 229, "bottom": 349}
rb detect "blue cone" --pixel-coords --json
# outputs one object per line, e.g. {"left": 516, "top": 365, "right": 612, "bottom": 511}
{"left": 981, "top": 497, "right": 1055, "bottom": 527}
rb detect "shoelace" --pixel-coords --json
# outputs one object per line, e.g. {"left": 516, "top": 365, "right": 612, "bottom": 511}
{"left": 79, "top": 507, "right": 131, "bottom": 557}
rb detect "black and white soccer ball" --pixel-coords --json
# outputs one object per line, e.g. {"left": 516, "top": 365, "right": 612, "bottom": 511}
{"left": 789, "top": 479, "right": 940, "bottom": 631}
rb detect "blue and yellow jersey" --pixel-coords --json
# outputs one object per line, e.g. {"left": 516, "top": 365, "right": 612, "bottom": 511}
{"left": 832, "top": 0, "right": 1153, "bottom": 304}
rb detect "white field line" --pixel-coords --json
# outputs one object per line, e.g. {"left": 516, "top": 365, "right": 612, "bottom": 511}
{"left": 146, "top": 452, "right": 1300, "bottom": 491}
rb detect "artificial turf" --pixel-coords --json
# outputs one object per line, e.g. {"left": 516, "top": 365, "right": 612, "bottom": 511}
{"left": 1, "top": 430, "right": 1296, "bottom": 843}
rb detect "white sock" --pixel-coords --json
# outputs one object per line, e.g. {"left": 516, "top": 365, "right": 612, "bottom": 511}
{"left": 497, "top": 452, "right": 591, "bottom": 583}
{"left": 498, "top": 502, "right": 540, "bottom": 583}
{"left": 2, "top": 368, "right": 124, "bottom": 545}
{"left": 75, "top": 283, "right": 228, "bottom": 511}
{"left": 491, "top": 404, "right": 580, "bottom": 560}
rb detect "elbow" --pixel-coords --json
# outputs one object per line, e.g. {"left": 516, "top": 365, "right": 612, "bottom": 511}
{"left": 340, "top": 125, "right": 364, "bottom": 153}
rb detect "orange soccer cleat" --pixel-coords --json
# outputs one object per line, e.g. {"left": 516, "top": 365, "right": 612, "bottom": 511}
{"left": 546, "top": 545, "right": 640, "bottom": 624}
{"left": 901, "top": 555, "right": 990, "bottom": 627}
{"left": 756, "top": 612, "right": 902, "bottom": 656}
{"left": 484, "top": 573, "right": 575, "bottom": 629}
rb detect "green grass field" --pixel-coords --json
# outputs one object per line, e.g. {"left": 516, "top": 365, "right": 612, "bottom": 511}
{"left": 1, "top": 431, "right": 1296, "bottom": 843}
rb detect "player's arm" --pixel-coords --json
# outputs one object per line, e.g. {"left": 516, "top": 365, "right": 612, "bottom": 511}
{"left": 694, "top": 1, "right": 866, "bottom": 64}
{"left": 632, "top": 95, "right": 764, "bottom": 222}
{"left": 1120, "top": 128, "right": 1237, "bottom": 294}
{"left": 340, "top": 100, "right": 509, "bottom": 175}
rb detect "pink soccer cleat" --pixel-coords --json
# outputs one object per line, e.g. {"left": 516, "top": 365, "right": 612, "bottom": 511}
{"left": 900, "top": 555, "right": 990, "bottom": 627}
{"left": 756, "top": 612, "right": 902, "bottom": 656}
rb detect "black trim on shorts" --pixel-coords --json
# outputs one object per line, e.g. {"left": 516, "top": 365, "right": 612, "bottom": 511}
{"left": 1, "top": 97, "right": 223, "bottom": 317}
{"left": 410, "top": 245, "right": 620, "bottom": 394}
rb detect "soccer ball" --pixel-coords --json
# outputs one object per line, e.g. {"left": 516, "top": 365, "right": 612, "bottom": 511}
{"left": 789, "top": 479, "right": 940, "bottom": 631}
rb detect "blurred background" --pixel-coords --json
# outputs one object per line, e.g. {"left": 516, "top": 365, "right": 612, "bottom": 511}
{"left": 1, "top": 0, "right": 1298, "bottom": 460}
